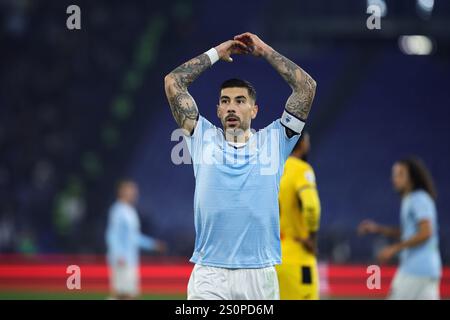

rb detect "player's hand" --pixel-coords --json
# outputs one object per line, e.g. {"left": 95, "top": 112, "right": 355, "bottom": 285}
{"left": 233, "top": 32, "right": 271, "bottom": 57}
{"left": 377, "top": 245, "right": 399, "bottom": 264}
{"left": 357, "top": 219, "right": 380, "bottom": 235}
{"left": 214, "top": 40, "right": 250, "bottom": 63}
{"left": 155, "top": 240, "right": 168, "bottom": 254}
{"left": 295, "top": 236, "right": 317, "bottom": 255}
{"left": 302, "top": 238, "right": 317, "bottom": 255}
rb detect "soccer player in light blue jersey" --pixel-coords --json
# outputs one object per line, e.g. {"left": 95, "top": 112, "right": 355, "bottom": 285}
{"left": 105, "top": 180, "right": 166, "bottom": 299}
{"left": 164, "top": 32, "right": 317, "bottom": 299}
{"left": 358, "top": 157, "right": 442, "bottom": 299}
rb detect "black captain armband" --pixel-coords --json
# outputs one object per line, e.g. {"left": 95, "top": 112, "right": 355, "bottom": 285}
{"left": 281, "top": 109, "right": 306, "bottom": 135}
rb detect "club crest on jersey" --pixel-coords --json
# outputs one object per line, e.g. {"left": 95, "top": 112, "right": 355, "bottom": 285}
{"left": 305, "top": 171, "right": 315, "bottom": 183}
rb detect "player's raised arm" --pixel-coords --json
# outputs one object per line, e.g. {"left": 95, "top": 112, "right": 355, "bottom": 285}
{"left": 164, "top": 40, "right": 249, "bottom": 135}
{"left": 234, "top": 32, "right": 317, "bottom": 136}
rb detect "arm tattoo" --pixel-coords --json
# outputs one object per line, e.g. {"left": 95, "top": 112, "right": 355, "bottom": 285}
{"left": 168, "top": 91, "right": 198, "bottom": 129}
{"left": 171, "top": 53, "right": 211, "bottom": 88}
{"left": 165, "top": 53, "right": 211, "bottom": 132}
{"left": 265, "top": 50, "right": 316, "bottom": 120}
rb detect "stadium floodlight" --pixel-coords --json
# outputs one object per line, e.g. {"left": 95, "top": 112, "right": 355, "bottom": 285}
{"left": 417, "top": 0, "right": 434, "bottom": 17}
{"left": 417, "top": 0, "right": 434, "bottom": 11}
{"left": 367, "top": 0, "right": 387, "bottom": 17}
{"left": 398, "top": 35, "right": 433, "bottom": 55}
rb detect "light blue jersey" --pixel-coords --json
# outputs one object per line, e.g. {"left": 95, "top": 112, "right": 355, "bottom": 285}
{"left": 184, "top": 116, "right": 300, "bottom": 268}
{"left": 398, "top": 190, "right": 442, "bottom": 279}
{"left": 105, "top": 201, "right": 157, "bottom": 267}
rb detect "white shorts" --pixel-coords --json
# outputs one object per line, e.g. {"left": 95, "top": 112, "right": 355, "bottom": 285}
{"left": 187, "top": 264, "right": 280, "bottom": 300}
{"left": 109, "top": 264, "right": 139, "bottom": 297}
{"left": 388, "top": 272, "right": 440, "bottom": 300}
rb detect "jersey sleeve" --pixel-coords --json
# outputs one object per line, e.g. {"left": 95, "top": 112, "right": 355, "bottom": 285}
{"left": 261, "top": 119, "right": 301, "bottom": 178}
{"left": 296, "top": 167, "right": 321, "bottom": 232}
{"left": 275, "top": 119, "right": 301, "bottom": 163}
{"left": 294, "top": 165, "right": 317, "bottom": 190}
{"left": 298, "top": 187, "right": 321, "bottom": 232}
{"left": 139, "top": 234, "right": 157, "bottom": 251}
{"left": 411, "top": 192, "right": 434, "bottom": 222}
{"left": 183, "top": 115, "right": 217, "bottom": 174}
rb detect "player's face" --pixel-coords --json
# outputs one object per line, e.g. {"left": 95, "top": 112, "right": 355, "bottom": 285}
{"left": 217, "top": 87, "right": 258, "bottom": 132}
{"left": 121, "top": 182, "right": 139, "bottom": 204}
{"left": 392, "top": 163, "right": 410, "bottom": 194}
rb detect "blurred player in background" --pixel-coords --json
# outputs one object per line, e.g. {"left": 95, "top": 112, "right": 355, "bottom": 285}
{"left": 358, "top": 157, "right": 442, "bottom": 300}
{"left": 105, "top": 180, "right": 166, "bottom": 300}
{"left": 276, "top": 132, "right": 321, "bottom": 300}
{"left": 164, "top": 32, "right": 316, "bottom": 300}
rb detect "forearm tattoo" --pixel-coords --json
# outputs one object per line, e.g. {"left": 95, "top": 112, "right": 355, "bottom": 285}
{"left": 266, "top": 50, "right": 316, "bottom": 120}
{"left": 165, "top": 53, "right": 211, "bottom": 130}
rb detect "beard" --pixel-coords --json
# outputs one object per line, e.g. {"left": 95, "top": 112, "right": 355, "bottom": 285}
{"left": 222, "top": 114, "right": 249, "bottom": 131}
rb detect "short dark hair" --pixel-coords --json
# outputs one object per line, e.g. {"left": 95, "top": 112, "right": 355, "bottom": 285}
{"left": 220, "top": 78, "right": 257, "bottom": 102}
{"left": 398, "top": 156, "right": 437, "bottom": 199}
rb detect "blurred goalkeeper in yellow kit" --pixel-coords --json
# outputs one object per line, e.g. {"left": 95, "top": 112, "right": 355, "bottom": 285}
{"left": 276, "top": 132, "right": 321, "bottom": 300}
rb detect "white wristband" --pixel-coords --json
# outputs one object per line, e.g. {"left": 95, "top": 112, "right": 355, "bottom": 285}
{"left": 205, "top": 48, "right": 219, "bottom": 65}
{"left": 281, "top": 110, "right": 306, "bottom": 134}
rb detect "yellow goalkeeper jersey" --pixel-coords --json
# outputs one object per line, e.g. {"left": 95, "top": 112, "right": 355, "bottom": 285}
{"left": 278, "top": 156, "right": 321, "bottom": 264}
